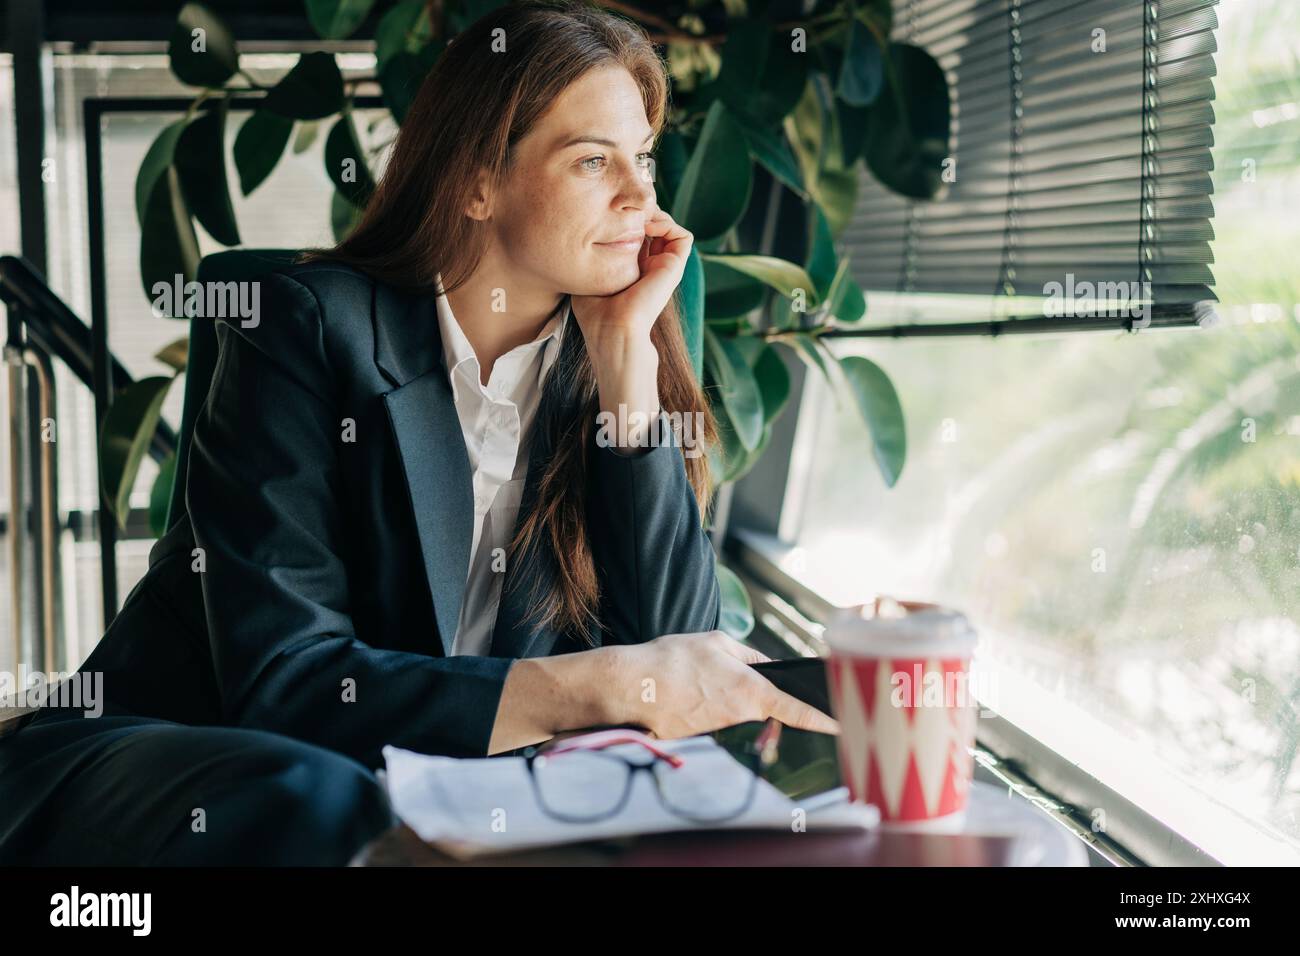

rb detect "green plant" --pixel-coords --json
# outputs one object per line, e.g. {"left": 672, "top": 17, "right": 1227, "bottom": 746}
{"left": 104, "top": 0, "right": 951, "bottom": 638}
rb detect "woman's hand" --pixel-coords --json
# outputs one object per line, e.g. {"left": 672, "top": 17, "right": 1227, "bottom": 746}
{"left": 486, "top": 630, "right": 840, "bottom": 755}
{"left": 569, "top": 207, "right": 693, "bottom": 453}
{"left": 570, "top": 205, "right": 694, "bottom": 351}
{"left": 601, "top": 630, "right": 841, "bottom": 739}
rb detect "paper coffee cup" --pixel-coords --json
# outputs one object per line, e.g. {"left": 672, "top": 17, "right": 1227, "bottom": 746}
{"left": 824, "top": 597, "right": 979, "bottom": 831}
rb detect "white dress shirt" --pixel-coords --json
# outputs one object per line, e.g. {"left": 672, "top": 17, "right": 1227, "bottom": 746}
{"left": 434, "top": 274, "right": 569, "bottom": 656}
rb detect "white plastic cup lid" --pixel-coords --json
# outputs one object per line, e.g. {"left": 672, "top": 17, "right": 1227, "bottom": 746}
{"left": 824, "top": 600, "right": 977, "bottom": 659}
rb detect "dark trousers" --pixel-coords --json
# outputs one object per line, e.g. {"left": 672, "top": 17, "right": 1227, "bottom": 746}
{"left": 0, "top": 706, "right": 397, "bottom": 865}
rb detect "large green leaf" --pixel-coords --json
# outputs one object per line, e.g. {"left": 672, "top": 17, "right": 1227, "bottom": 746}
{"left": 812, "top": 74, "right": 862, "bottom": 237}
{"left": 689, "top": 17, "right": 808, "bottom": 211}
{"left": 677, "top": 245, "right": 705, "bottom": 381}
{"left": 376, "top": 0, "right": 433, "bottom": 70}
{"left": 331, "top": 189, "right": 362, "bottom": 242}
{"left": 261, "top": 53, "right": 345, "bottom": 120}
{"left": 826, "top": 256, "right": 867, "bottom": 323}
{"left": 374, "top": 0, "right": 440, "bottom": 123}
{"left": 135, "top": 119, "right": 192, "bottom": 226}
{"left": 710, "top": 18, "right": 769, "bottom": 110}
{"left": 704, "top": 326, "right": 764, "bottom": 451}
{"left": 100, "top": 376, "right": 176, "bottom": 530}
{"left": 837, "top": 18, "right": 884, "bottom": 106}
{"left": 325, "top": 110, "right": 376, "bottom": 206}
{"left": 149, "top": 453, "right": 178, "bottom": 537}
{"left": 788, "top": 75, "right": 824, "bottom": 185}
{"left": 233, "top": 109, "right": 293, "bottom": 195}
{"left": 448, "top": 0, "right": 508, "bottom": 32}
{"left": 864, "top": 42, "right": 951, "bottom": 200}
{"left": 732, "top": 335, "right": 793, "bottom": 426}
{"left": 306, "top": 0, "right": 376, "bottom": 40}
{"left": 704, "top": 331, "right": 781, "bottom": 484}
{"left": 168, "top": 2, "right": 239, "bottom": 88}
{"left": 782, "top": 333, "right": 840, "bottom": 404}
{"left": 652, "top": 129, "right": 689, "bottom": 210}
{"left": 702, "top": 259, "right": 766, "bottom": 318}
{"left": 840, "top": 355, "right": 907, "bottom": 487}
{"left": 754, "top": 29, "right": 810, "bottom": 123}
{"left": 753, "top": 342, "right": 792, "bottom": 423}
{"left": 154, "top": 337, "right": 189, "bottom": 373}
{"left": 672, "top": 101, "right": 752, "bottom": 242}
{"left": 174, "top": 101, "right": 240, "bottom": 246}
{"left": 716, "top": 563, "right": 755, "bottom": 639}
{"left": 705, "top": 18, "right": 808, "bottom": 126}
{"left": 700, "top": 253, "right": 819, "bottom": 307}
{"left": 857, "top": 0, "right": 895, "bottom": 35}
{"left": 379, "top": 42, "right": 443, "bottom": 124}
{"left": 806, "top": 204, "right": 837, "bottom": 301}
{"left": 787, "top": 73, "right": 861, "bottom": 237}
{"left": 732, "top": 113, "right": 807, "bottom": 198}
{"left": 707, "top": 396, "right": 771, "bottom": 486}
{"left": 836, "top": 96, "right": 871, "bottom": 167}
{"left": 139, "top": 167, "right": 201, "bottom": 313}
{"left": 768, "top": 291, "right": 810, "bottom": 334}
{"left": 293, "top": 120, "right": 320, "bottom": 154}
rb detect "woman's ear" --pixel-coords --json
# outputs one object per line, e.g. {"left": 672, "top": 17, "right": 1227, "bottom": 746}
{"left": 465, "top": 168, "right": 494, "bottom": 222}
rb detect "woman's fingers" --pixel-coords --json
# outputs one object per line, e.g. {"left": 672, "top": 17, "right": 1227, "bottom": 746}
{"left": 643, "top": 214, "right": 691, "bottom": 246}
{"left": 642, "top": 210, "right": 683, "bottom": 234}
{"left": 642, "top": 209, "right": 691, "bottom": 258}
{"left": 766, "top": 690, "right": 841, "bottom": 735}
{"left": 709, "top": 633, "right": 772, "bottom": 665}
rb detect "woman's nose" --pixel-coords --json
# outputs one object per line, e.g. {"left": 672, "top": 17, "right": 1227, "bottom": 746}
{"left": 620, "top": 161, "right": 657, "bottom": 208}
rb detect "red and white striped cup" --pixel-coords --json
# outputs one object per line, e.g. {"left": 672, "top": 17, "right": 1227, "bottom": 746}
{"left": 824, "top": 597, "right": 979, "bottom": 831}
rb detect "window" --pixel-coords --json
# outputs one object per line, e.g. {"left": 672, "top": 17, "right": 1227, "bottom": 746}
{"left": 772, "top": 0, "right": 1300, "bottom": 863}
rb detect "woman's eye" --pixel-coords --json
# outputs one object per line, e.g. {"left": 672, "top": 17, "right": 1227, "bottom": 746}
{"left": 578, "top": 152, "right": 656, "bottom": 172}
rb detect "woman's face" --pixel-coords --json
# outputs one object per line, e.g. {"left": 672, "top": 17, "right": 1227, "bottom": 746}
{"left": 480, "top": 65, "right": 659, "bottom": 298}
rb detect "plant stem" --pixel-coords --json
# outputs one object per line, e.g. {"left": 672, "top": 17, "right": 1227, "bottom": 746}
{"left": 184, "top": 88, "right": 214, "bottom": 117}
{"left": 236, "top": 68, "right": 266, "bottom": 91}
{"left": 761, "top": 323, "right": 832, "bottom": 344}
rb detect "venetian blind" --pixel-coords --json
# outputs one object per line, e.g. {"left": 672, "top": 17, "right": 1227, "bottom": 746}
{"left": 842, "top": 0, "right": 1220, "bottom": 329}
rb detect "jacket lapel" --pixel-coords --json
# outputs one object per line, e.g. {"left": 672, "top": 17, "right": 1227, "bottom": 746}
{"left": 373, "top": 282, "right": 473, "bottom": 658}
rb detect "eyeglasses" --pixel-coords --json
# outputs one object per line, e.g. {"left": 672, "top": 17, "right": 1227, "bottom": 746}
{"left": 519, "top": 718, "right": 783, "bottom": 825}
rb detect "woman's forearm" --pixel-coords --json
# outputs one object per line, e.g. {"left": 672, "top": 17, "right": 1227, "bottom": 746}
{"left": 486, "top": 647, "right": 625, "bottom": 755}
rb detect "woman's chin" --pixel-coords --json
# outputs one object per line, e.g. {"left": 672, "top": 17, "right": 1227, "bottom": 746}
{"left": 572, "top": 262, "right": 642, "bottom": 296}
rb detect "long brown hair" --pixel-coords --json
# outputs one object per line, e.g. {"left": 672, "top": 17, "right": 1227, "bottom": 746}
{"left": 299, "top": 0, "right": 718, "bottom": 646}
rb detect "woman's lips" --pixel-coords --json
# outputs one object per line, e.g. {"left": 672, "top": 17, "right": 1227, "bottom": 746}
{"left": 596, "top": 237, "right": 644, "bottom": 252}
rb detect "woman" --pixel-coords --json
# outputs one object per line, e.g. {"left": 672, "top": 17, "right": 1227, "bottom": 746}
{"left": 0, "top": 0, "right": 836, "bottom": 866}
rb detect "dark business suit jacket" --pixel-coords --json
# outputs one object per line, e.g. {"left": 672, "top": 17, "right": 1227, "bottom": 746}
{"left": 76, "top": 260, "right": 721, "bottom": 770}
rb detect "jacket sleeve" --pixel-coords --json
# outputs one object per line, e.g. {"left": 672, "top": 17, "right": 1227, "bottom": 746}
{"left": 186, "top": 271, "right": 515, "bottom": 770}
{"left": 585, "top": 409, "right": 723, "bottom": 645}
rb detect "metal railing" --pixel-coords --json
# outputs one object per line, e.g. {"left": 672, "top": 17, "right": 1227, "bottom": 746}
{"left": 0, "top": 254, "right": 176, "bottom": 679}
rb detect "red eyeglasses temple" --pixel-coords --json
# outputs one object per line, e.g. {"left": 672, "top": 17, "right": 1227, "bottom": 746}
{"left": 541, "top": 730, "right": 685, "bottom": 766}
{"left": 541, "top": 718, "right": 783, "bottom": 768}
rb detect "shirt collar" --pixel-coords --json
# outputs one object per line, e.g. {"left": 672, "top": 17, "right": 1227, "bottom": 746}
{"left": 434, "top": 272, "right": 568, "bottom": 389}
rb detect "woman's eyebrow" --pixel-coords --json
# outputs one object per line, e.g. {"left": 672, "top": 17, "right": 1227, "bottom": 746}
{"left": 557, "top": 130, "right": 656, "bottom": 150}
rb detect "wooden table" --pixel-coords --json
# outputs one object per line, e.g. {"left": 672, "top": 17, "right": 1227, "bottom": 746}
{"left": 351, "top": 820, "right": 1022, "bottom": 866}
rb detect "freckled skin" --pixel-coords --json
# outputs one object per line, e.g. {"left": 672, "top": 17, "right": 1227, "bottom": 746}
{"left": 481, "top": 65, "right": 657, "bottom": 300}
